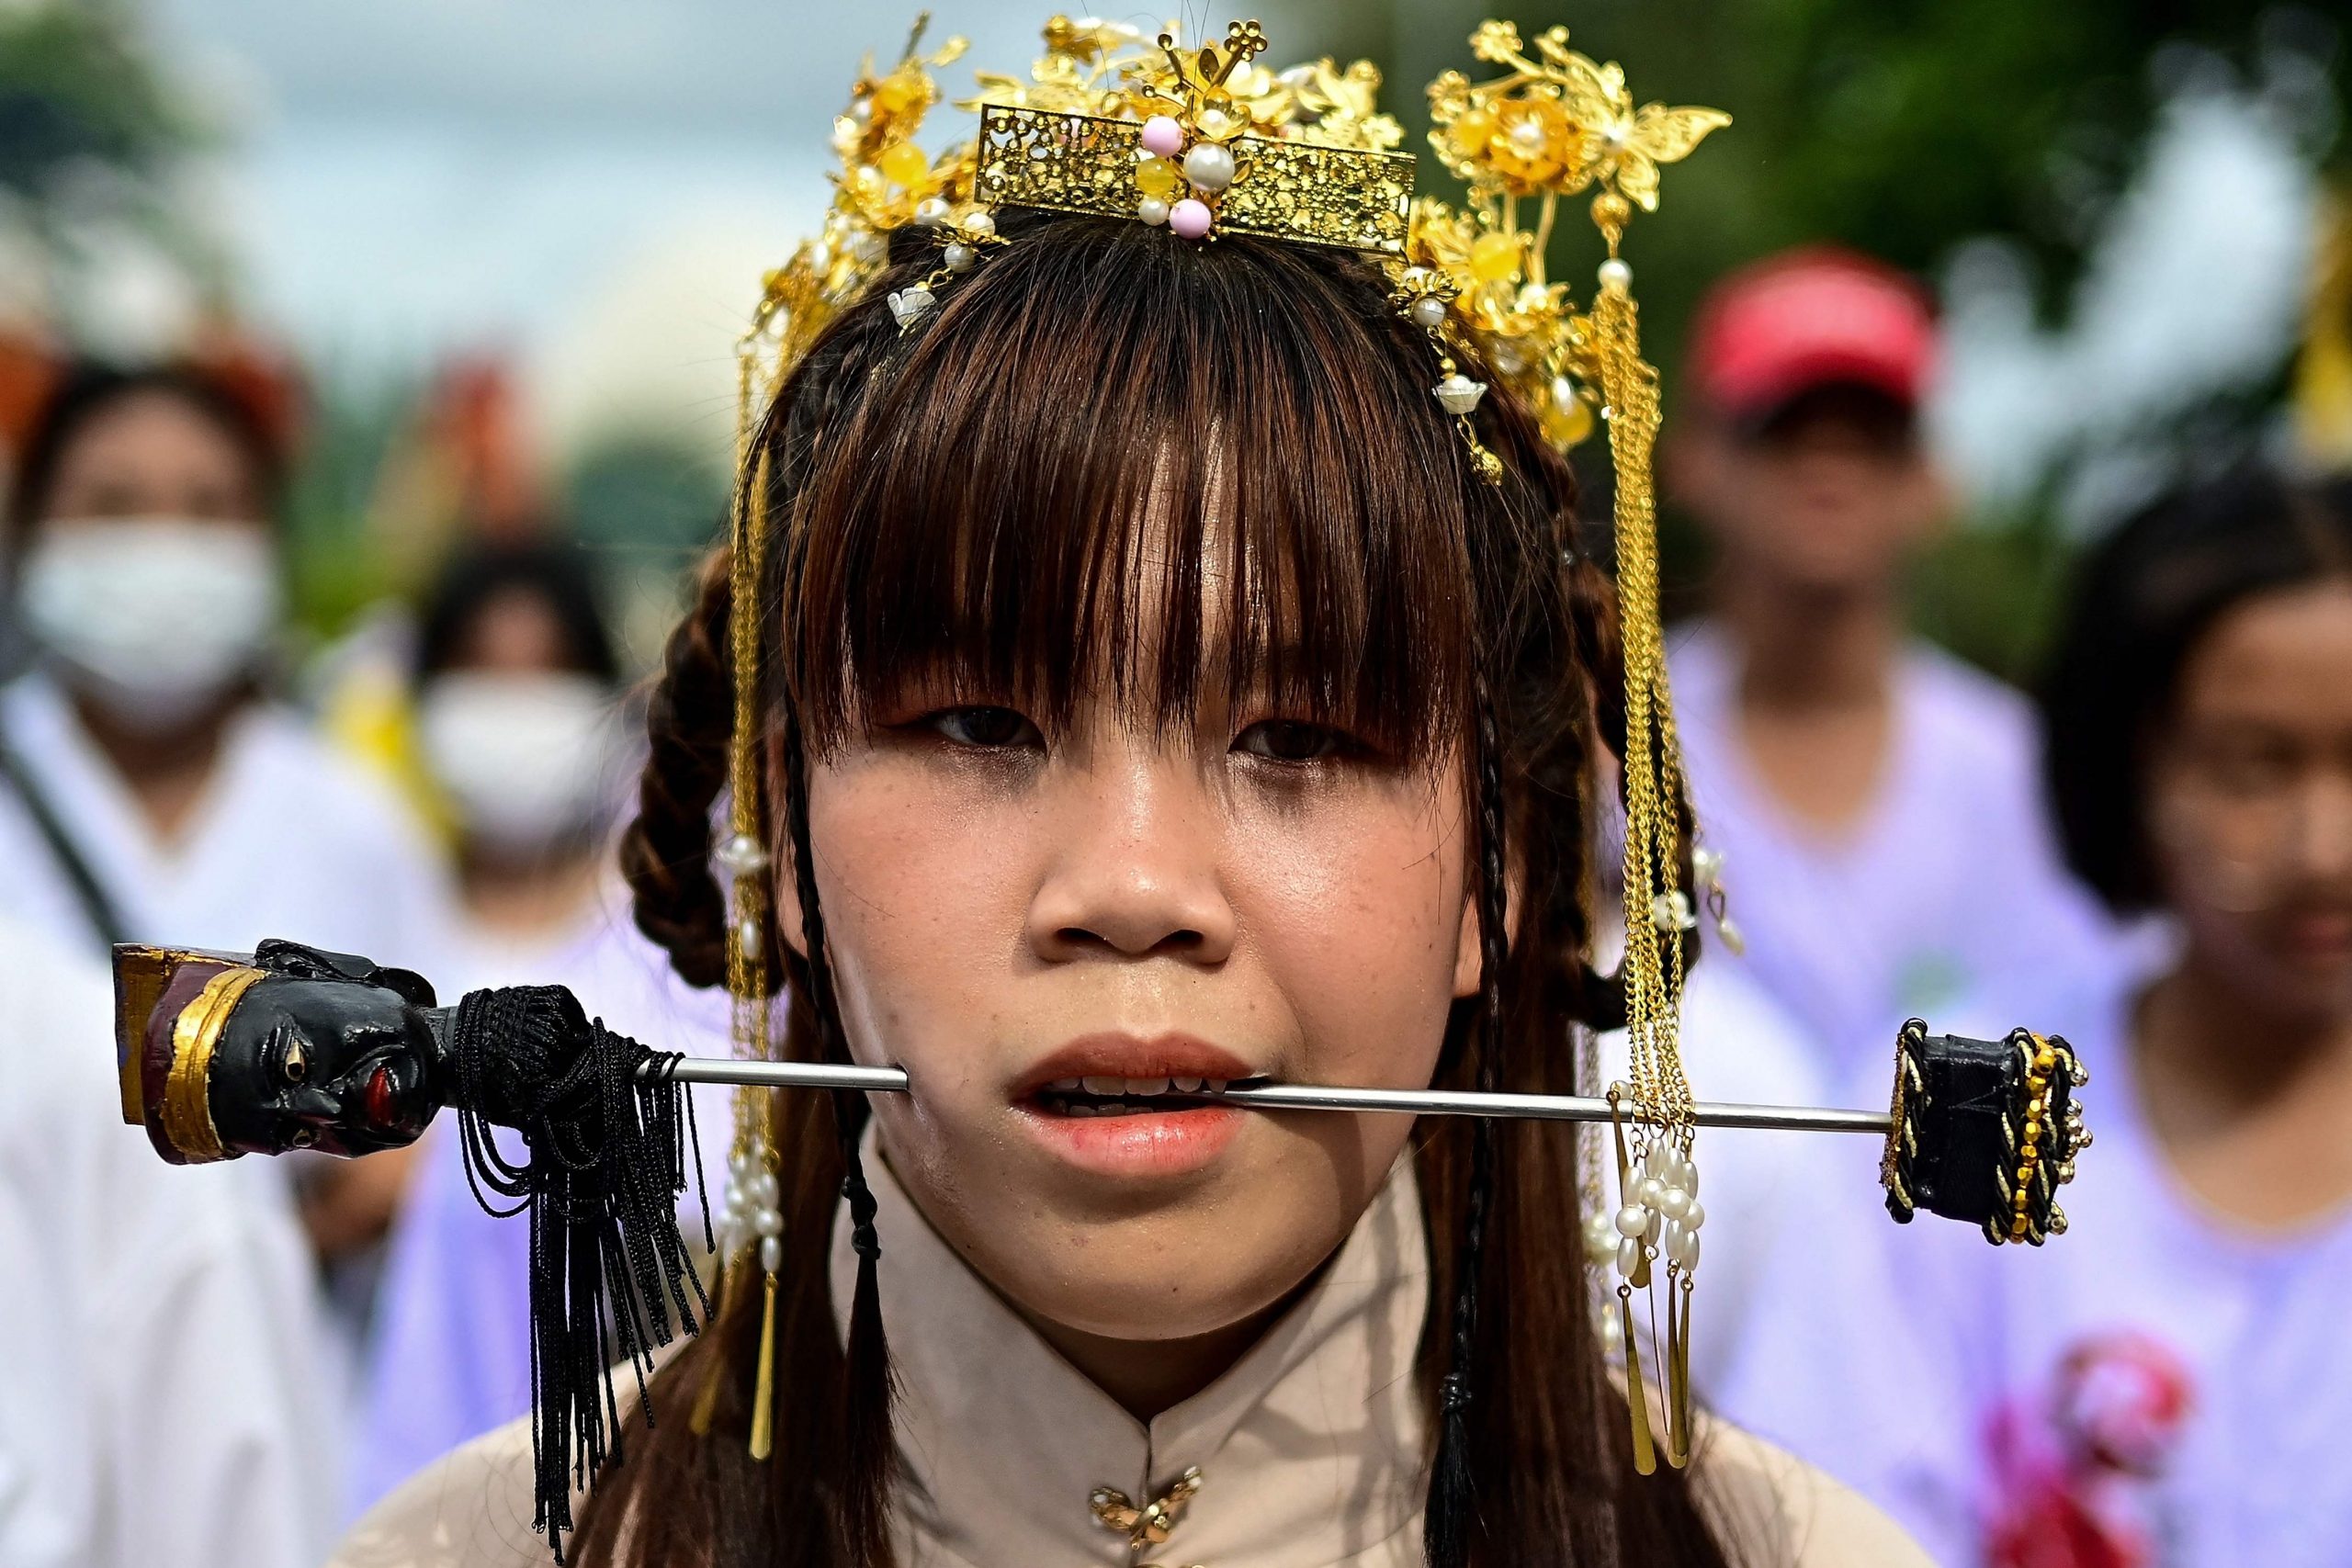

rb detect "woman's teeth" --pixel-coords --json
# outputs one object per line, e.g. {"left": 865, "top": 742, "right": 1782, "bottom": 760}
{"left": 1038, "top": 1075, "right": 1233, "bottom": 1116}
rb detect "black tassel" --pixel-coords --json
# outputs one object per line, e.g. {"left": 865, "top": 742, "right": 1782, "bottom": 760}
{"left": 448, "top": 986, "right": 711, "bottom": 1563}
{"left": 834, "top": 1101, "right": 898, "bottom": 1562}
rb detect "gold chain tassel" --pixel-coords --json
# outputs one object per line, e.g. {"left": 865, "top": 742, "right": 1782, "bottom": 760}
{"left": 748, "top": 1269, "right": 781, "bottom": 1461}
{"left": 1594, "top": 203, "right": 1703, "bottom": 1461}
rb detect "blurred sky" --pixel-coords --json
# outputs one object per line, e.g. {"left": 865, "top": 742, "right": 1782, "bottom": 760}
{"left": 134, "top": 1, "right": 2327, "bottom": 512}
{"left": 144, "top": 2, "right": 1322, "bottom": 459}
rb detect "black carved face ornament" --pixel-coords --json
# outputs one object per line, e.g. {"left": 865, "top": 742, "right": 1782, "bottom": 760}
{"left": 118, "top": 940, "right": 446, "bottom": 1164}
{"left": 206, "top": 976, "right": 443, "bottom": 1156}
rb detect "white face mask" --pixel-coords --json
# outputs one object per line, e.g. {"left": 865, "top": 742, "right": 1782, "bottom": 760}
{"left": 417, "top": 671, "right": 622, "bottom": 854}
{"left": 18, "top": 516, "right": 283, "bottom": 731}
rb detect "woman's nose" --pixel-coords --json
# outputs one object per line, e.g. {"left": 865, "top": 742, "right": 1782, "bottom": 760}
{"left": 1025, "top": 747, "right": 1237, "bottom": 964}
{"left": 2290, "top": 774, "right": 2352, "bottom": 880}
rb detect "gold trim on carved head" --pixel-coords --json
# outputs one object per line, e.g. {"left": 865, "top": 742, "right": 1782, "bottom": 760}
{"left": 114, "top": 943, "right": 228, "bottom": 1126}
{"left": 161, "top": 965, "right": 265, "bottom": 1163}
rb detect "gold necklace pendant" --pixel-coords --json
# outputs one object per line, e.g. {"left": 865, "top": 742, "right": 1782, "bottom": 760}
{"left": 1090, "top": 1466, "right": 1205, "bottom": 1563}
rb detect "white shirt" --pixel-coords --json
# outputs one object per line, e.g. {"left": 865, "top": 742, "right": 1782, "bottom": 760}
{"left": 0, "top": 918, "right": 339, "bottom": 1568}
{"left": 336, "top": 1142, "right": 1931, "bottom": 1568}
{"left": 0, "top": 672, "right": 449, "bottom": 968}
{"left": 1715, "top": 963, "right": 2352, "bottom": 1567}
{"left": 1668, "top": 620, "right": 2122, "bottom": 1076}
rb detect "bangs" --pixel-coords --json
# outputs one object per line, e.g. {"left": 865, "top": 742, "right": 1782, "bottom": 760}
{"left": 783, "top": 213, "right": 1481, "bottom": 760}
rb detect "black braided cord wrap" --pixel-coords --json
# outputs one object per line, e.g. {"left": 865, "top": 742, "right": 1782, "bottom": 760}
{"left": 447, "top": 985, "right": 714, "bottom": 1562}
{"left": 1425, "top": 698, "right": 1512, "bottom": 1568}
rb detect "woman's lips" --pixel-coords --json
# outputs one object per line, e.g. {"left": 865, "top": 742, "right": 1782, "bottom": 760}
{"left": 1009, "top": 1033, "right": 1262, "bottom": 1179}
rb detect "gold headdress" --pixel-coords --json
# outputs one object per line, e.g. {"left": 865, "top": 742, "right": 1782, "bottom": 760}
{"left": 714, "top": 8, "right": 1725, "bottom": 1482}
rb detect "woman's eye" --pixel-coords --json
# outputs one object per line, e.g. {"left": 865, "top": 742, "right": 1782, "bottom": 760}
{"left": 926, "top": 705, "right": 1041, "bottom": 750}
{"left": 282, "top": 1038, "right": 310, "bottom": 1084}
{"left": 1234, "top": 719, "right": 1352, "bottom": 763}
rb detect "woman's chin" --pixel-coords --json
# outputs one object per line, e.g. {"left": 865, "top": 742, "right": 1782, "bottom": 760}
{"left": 998, "top": 1248, "right": 1308, "bottom": 1346}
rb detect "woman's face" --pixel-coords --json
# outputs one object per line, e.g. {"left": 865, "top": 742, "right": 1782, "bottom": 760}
{"left": 39, "top": 389, "right": 267, "bottom": 528}
{"left": 785, "top": 663, "right": 1480, "bottom": 1346}
{"left": 2148, "top": 581, "right": 2352, "bottom": 1021}
{"left": 449, "top": 586, "right": 572, "bottom": 674}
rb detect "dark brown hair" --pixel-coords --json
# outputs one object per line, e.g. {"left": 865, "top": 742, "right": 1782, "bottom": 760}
{"left": 601, "top": 210, "right": 1736, "bottom": 1567}
{"left": 6, "top": 362, "right": 287, "bottom": 551}
{"left": 2041, "top": 468, "right": 2352, "bottom": 914}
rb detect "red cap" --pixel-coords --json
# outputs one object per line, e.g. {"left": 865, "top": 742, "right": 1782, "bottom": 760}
{"left": 1685, "top": 247, "right": 1936, "bottom": 423}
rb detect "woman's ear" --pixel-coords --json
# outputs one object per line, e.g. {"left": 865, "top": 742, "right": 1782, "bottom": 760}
{"left": 1450, "top": 861, "right": 1523, "bottom": 1000}
{"left": 1452, "top": 888, "right": 1482, "bottom": 998}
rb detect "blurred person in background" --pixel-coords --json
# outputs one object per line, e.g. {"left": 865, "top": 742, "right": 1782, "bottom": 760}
{"left": 1717, "top": 468, "right": 2352, "bottom": 1566}
{"left": 411, "top": 539, "right": 630, "bottom": 967}
{"left": 0, "top": 361, "right": 451, "bottom": 1374}
{"left": 1665, "top": 248, "right": 2120, "bottom": 1072}
{"left": 350, "top": 538, "right": 728, "bottom": 1513}
{"left": 0, "top": 912, "right": 337, "bottom": 1568}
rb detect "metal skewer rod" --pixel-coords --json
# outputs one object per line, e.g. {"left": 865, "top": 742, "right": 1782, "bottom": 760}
{"left": 650, "top": 1056, "right": 1892, "bottom": 1135}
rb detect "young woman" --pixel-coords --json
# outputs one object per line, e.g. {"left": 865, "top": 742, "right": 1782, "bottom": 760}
{"left": 410, "top": 539, "right": 631, "bottom": 964}
{"left": 332, "top": 162, "right": 1927, "bottom": 1568}
{"left": 0, "top": 363, "right": 447, "bottom": 967}
{"left": 0, "top": 363, "right": 448, "bottom": 1377}
{"left": 1718, "top": 469, "right": 2352, "bottom": 1566}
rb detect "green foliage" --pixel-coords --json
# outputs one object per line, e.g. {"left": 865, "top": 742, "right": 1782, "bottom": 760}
{"left": 1319, "top": 0, "right": 2344, "bottom": 676}
{"left": 0, "top": 3, "right": 199, "bottom": 204}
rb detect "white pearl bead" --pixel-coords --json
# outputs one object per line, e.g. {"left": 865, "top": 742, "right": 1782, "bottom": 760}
{"left": 745, "top": 1171, "right": 778, "bottom": 1210}
{"left": 759, "top": 1235, "right": 784, "bottom": 1274}
{"left": 961, "top": 210, "right": 996, "bottom": 238}
{"left": 1636, "top": 1176, "right": 1664, "bottom": 1208}
{"left": 752, "top": 1206, "right": 784, "bottom": 1237}
{"left": 850, "top": 98, "right": 873, "bottom": 125}
{"left": 734, "top": 915, "right": 763, "bottom": 957}
{"left": 1432, "top": 374, "right": 1487, "bottom": 415}
{"left": 1182, "top": 141, "right": 1237, "bottom": 193}
{"left": 1599, "top": 257, "right": 1633, "bottom": 294}
{"left": 1613, "top": 1203, "right": 1649, "bottom": 1238}
{"left": 1490, "top": 342, "right": 1526, "bottom": 375}
{"left": 1644, "top": 1206, "right": 1664, "bottom": 1244}
{"left": 1658, "top": 1185, "right": 1690, "bottom": 1222}
{"left": 1644, "top": 1143, "right": 1671, "bottom": 1179}
{"left": 914, "top": 197, "right": 951, "bottom": 226}
{"left": 729, "top": 1148, "right": 757, "bottom": 1179}
{"left": 1617, "top": 1235, "right": 1643, "bottom": 1278}
{"left": 1669, "top": 1225, "right": 1701, "bottom": 1271}
{"left": 943, "top": 242, "right": 975, "bottom": 273}
{"left": 1136, "top": 196, "right": 1170, "bottom": 226}
{"left": 716, "top": 833, "right": 770, "bottom": 875}
{"left": 1410, "top": 296, "right": 1448, "bottom": 331}
{"left": 1675, "top": 1152, "right": 1697, "bottom": 1198}
{"left": 1684, "top": 1200, "right": 1706, "bottom": 1231}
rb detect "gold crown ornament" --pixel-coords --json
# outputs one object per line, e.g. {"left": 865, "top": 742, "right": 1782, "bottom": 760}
{"left": 715, "top": 10, "right": 1727, "bottom": 1474}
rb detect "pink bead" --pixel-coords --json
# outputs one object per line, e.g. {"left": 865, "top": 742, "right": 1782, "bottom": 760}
{"left": 1140, "top": 115, "right": 1184, "bottom": 159}
{"left": 1169, "top": 198, "right": 1212, "bottom": 240}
